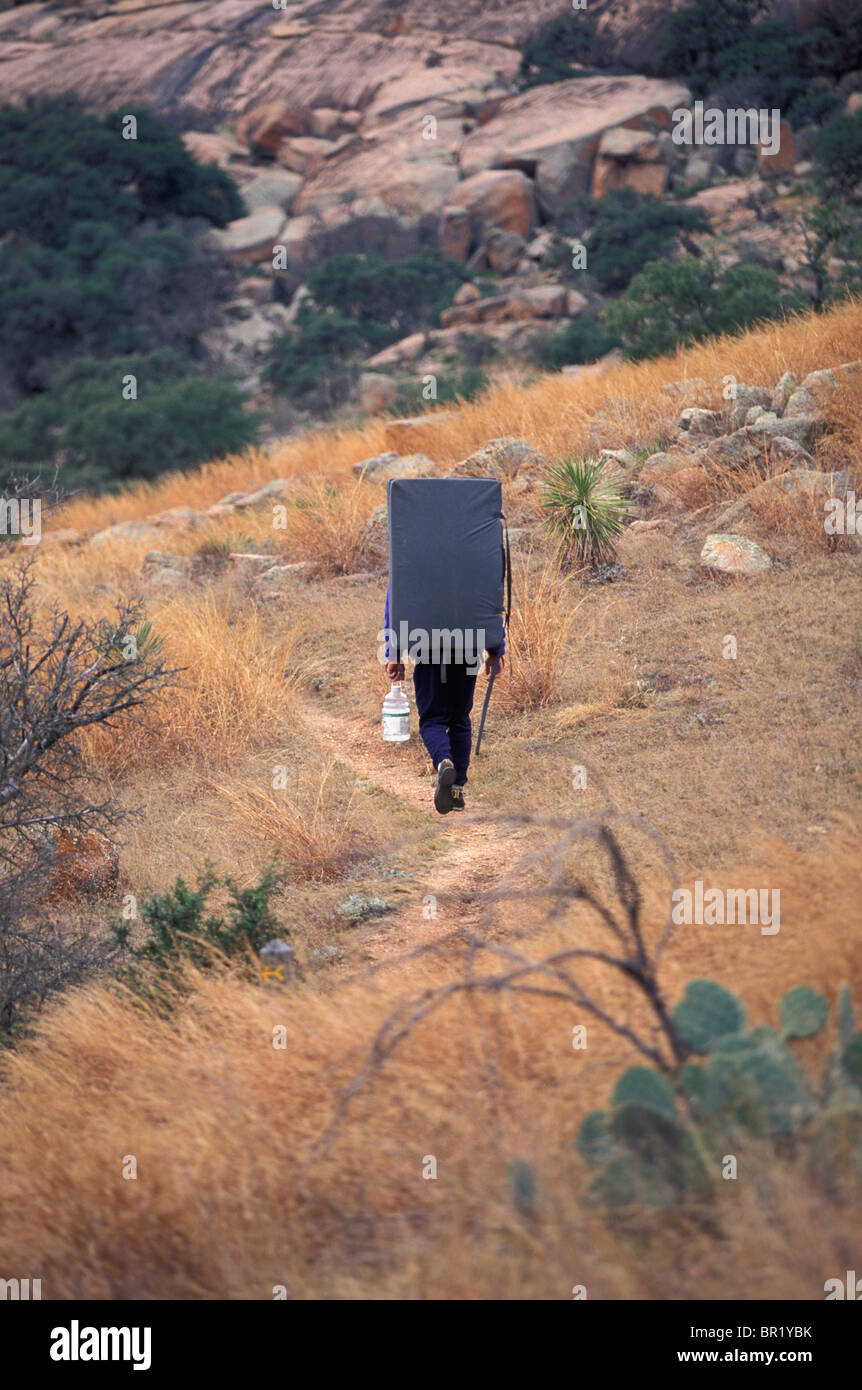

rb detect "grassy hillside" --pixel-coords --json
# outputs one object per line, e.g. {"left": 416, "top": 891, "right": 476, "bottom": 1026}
{"left": 55, "top": 297, "right": 862, "bottom": 534}
{"left": 1, "top": 300, "right": 860, "bottom": 1299}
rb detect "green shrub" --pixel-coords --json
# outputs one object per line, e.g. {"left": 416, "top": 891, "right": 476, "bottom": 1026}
{"left": 814, "top": 113, "right": 862, "bottom": 200}
{"left": 0, "top": 96, "right": 242, "bottom": 250}
{"left": 530, "top": 316, "right": 618, "bottom": 369}
{"left": 585, "top": 191, "right": 712, "bottom": 294}
{"left": 541, "top": 457, "right": 628, "bottom": 568}
{"left": 453, "top": 332, "right": 498, "bottom": 368}
{"left": 654, "top": 1, "right": 862, "bottom": 121}
{"left": 263, "top": 307, "right": 368, "bottom": 408}
{"left": 0, "top": 351, "right": 259, "bottom": 491}
{"left": 389, "top": 364, "right": 489, "bottom": 415}
{"left": 655, "top": 0, "right": 758, "bottom": 93}
{"left": 799, "top": 198, "right": 862, "bottom": 311}
{"left": 0, "top": 226, "right": 233, "bottom": 391}
{"left": 0, "top": 95, "right": 246, "bottom": 484}
{"left": 303, "top": 249, "right": 465, "bottom": 342}
{"left": 519, "top": 13, "right": 602, "bottom": 88}
{"left": 603, "top": 257, "right": 806, "bottom": 361}
{"left": 112, "top": 858, "right": 287, "bottom": 978}
{"left": 263, "top": 250, "right": 467, "bottom": 415}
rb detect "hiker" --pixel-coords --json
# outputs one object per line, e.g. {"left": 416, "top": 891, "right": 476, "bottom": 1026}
{"left": 383, "top": 583, "right": 505, "bottom": 815}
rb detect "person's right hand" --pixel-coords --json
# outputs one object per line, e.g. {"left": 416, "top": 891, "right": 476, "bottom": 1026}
{"left": 386, "top": 661, "right": 405, "bottom": 682}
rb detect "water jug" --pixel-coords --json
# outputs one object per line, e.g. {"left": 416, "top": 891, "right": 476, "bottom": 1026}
{"left": 382, "top": 682, "right": 410, "bottom": 742}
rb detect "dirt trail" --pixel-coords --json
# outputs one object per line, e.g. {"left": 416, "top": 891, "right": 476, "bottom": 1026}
{"left": 297, "top": 693, "right": 521, "bottom": 963}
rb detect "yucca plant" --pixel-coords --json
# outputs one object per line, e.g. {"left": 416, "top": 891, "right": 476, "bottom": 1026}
{"left": 541, "top": 456, "right": 628, "bottom": 567}
{"left": 97, "top": 617, "right": 164, "bottom": 664}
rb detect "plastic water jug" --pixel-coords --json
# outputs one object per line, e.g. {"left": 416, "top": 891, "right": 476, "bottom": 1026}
{"left": 382, "top": 682, "right": 410, "bottom": 742}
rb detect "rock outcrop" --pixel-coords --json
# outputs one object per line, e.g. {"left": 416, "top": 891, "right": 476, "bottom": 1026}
{"left": 47, "top": 826, "right": 119, "bottom": 899}
{"left": 0, "top": 3, "right": 694, "bottom": 272}
{"left": 461, "top": 75, "right": 688, "bottom": 200}
{"left": 700, "top": 534, "right": 773, "bottom": 575}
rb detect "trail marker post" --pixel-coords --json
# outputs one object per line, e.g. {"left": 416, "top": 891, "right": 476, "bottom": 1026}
{"left": 259, "top": 939, "right": 295, "bottom": 985}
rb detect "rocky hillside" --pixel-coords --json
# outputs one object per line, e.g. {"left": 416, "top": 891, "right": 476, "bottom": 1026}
{"left": 2, "top": 0, "right": 860, "bottom": 438}
{"left": 0, "top": 0, "right": 840, "bottom": 111}
{"left": 0, "top": 0, "right": 690, "bottom": 112}
{"left": 0, "top": 296, "right": 859, "bottom": 1302}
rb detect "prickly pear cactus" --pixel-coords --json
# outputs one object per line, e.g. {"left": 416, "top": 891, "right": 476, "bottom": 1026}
{"left": 585, "top": 1103, "right": 711, "bottom": 1209}
{"left": 838, "top": 982, "right": 854, "bottom": 1048}
{"left": 843, "top": 1034, "right": 862, "bottom": 1087}
{"left": 577, "top": 1110, "right": 613, "bottom": 1168}
{"left": 507, "top": 1157, "right": 536, "bottom": 1217}
{"left": 808, "top": 1107, "right": 862, "bottom": 1201}
{"left": 780, "top": 985, "right": 828, "bottom": 1039}
{"left": 689, "top": 1038, "right": 813, "bottom": 1138}
{"left": 579, "top": 978, "right": 862, "bottom": 1214}
{"left": 589, "top": 1153, "right": 641, "bottom": 1208}
{"left": 611, "top": 1066, "right": 677, "bottom": 1119}
{"left": 672, "top": 979, "right": 746, "bottom": 1054}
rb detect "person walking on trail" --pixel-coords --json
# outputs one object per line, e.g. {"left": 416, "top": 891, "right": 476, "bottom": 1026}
{"left": 383, "top": 583, "right": 505, "bottom": 815}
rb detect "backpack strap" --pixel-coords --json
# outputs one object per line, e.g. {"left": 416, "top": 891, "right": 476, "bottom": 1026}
{"left": 502, "top": 512, "right": 512, "bottom": 631}
{"left": 476, "top": 512, "right": 510, "bottom": 757}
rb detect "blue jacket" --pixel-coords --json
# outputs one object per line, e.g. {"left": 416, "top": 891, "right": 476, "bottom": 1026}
{"left": 383, "top": 583, "right": 505, "bottom": 661}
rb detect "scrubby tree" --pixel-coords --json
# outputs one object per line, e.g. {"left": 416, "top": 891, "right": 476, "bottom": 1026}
{"left": 814, "top": 112, "right": 862, "bottom": 202}
{"left": 264, "top": 250, "right": 466, "bottom": 415}
{"left": 654, "top": 0, "right": 861, "bottom": 122}
{"left": 798, "top": 113, "right": 862, "bottom": 311}
{"left": 519, "top": 12, "right": 602, "bottom": 87}
{"left": 263, "top": 308, "right": 369, "bottom": 411}
{"left": 655, "top": 0, "right": 762, "bottom": 92}
{"left": 0, "top": 352, "right": 259, "bottom": 492}
{"left": 530, "top": 317, "right": 619, "bottom": 370}
{"left": 388, "top": 364, "right": 489, "bottom": 416}
{"left": 799, "top": 202, "right": 862, "bottom": 312}
{"left": 303, "top": 249, "right": 465, "bottom": 342}
{"left": 0, "top": 96, "right": 248, "bottom": 486}
{"left": 0, "top": 559, "right": 178, "bottom": 1037}
{"left": 603, "top": 257, "right": 805, "bottom": 360}
{"left": 0, "top": 96, "right": 243, "bottom": 249}
{"left": 583, "top": 190, "right": 713, "bottom": 294}
{"left": 0, "top": 229, "right": 236, "bottom": 392}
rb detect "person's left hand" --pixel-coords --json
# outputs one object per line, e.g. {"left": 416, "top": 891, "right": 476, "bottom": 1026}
{"left": 484, "top": 654, "right": 504, "bottom": 678}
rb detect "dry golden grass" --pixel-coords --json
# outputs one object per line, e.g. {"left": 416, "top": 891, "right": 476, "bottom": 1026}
{"left": 746, "top": 484, "right": 843, "bottom": 556}
{"left": 814, "top": 370, "right": 862, "bottom": 474}
{"left": 211, "top": 759, "right": 367, "bottom": 881}
{"left": 51, "top": 300, "right": 862, "bottom": 536}
{"left": 274, "top": 478, "right": 380, "bottom": 576}
{"left": 83, "top": 591, "right": 306, "bottom": 775}
{"left": 497, "top": 547, "right": 589, "bottom": 712}
{"left": 55, "top": 433, "right": 372, "bottom": 534}
{"left": 2, "top": 299, "right": 860, "bottom": 1302}
{"left": 13, "top": 534, "right": 158, "bottom": 624}
{"left": 0, "top": 820, "right": 858, "bottom": 1300}
{"left": 658, "top": 447, "right": 811, "bottom": 512}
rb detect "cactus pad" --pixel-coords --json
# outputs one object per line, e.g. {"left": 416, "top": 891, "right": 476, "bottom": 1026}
{"left": 612, "top": 1066, "right": 677, "bottom": 1119}
{"left": 672, "top": 979, "right": 746, "bottom": 1054}
{"left": 780, "top": 985, "right": 828, "bottom": 1039}
{"left": 507, "top": 1157, "right": 536, "bottom": 1217}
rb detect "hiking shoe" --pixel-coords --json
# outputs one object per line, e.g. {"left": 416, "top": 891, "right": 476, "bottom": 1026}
{"left": 451, "top": 785, "right": 465, "bottom": 812}
{"left": 433, "top": 759, "right": 456, "bottom": 815}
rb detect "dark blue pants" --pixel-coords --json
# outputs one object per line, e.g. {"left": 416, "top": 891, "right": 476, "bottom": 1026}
{"left": 412, "top": 663, "right": 477, "bottom": 785}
